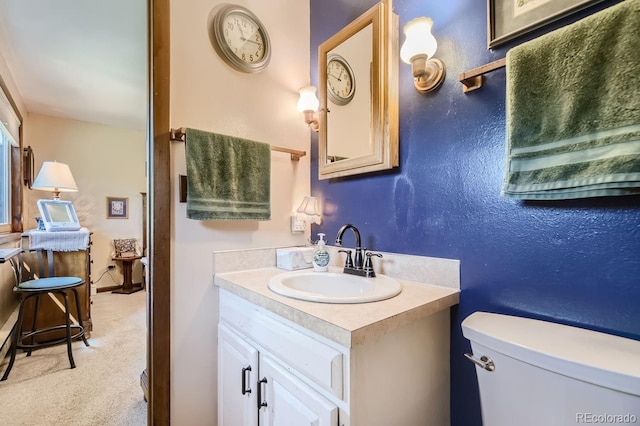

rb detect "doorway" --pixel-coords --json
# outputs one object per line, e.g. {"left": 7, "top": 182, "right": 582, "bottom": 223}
{"left": 147, "top": 0, "right": 171, "bottom": 423}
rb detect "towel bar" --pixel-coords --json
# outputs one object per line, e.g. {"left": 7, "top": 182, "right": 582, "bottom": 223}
{"left": 458, "top": 57, "right": 506, "bottom": 93}
{"left": 170, "top": 127, "right": 306, "bottom": 161}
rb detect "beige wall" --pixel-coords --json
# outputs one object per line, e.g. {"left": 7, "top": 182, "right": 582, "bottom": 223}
{"left": 170, "top": 0, "right": 311, "bottom": 423}
{"left": 25, "top": 114, "right": 146, "bottom": 290}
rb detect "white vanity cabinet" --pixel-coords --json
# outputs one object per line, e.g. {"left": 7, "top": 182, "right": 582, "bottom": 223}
{"left": 219, "top": 290, "right": 341, "bottom": 426}
{"left": 259, "top": 354, "right": 339, "bottom": 425}
{"left": 218, "top": 323, "right": 259, "bottom": 426}
{"left": 217, "top": 287, "right": 452, "bottom": 426}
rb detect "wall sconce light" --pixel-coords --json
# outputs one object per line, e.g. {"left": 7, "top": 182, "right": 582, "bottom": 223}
{"left": 291, "top": 196, "right": 321, "bottom": 232}
{"left": 31, "top": 161, "right": 78, "bottom": 200}
{"left": 297, "top": 86, "right": 320, "bottom": 132}
{"left": 400, "top": 17, "right": 446, "bottom": 93}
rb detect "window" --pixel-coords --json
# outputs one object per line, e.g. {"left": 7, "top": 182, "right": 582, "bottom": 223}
{"left": 0, "top": 131, "right": 9, "bottom": 227}
{"left": 0, "top": 79, "right": 22, "bottom": 235}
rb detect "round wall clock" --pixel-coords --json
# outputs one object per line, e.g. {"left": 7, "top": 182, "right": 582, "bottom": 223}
{"left": 211, "top": 5, "right": 271, "bottom": 73}
{"left": 326, "top": 54, "right": 356, "bottom": 105}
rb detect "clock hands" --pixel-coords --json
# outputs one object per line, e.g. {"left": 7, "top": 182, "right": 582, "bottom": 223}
{"left": 328, "top": 72, "right": 343, "bottom": 82}
{"left": 240, "top": 36, "right": 261, "bottom": 47}
{"left": 327, "top": 56, "right": 353, "bottom": 102}
{"left": 236, "top": 22, "right": 261, "bottom": 46}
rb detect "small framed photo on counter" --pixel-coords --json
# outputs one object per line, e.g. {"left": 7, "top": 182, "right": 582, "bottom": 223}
{"left": 107, "top": 196, "right": 128, "bottom": 219}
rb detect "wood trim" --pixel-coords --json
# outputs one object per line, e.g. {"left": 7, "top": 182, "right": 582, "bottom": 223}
{"left": 149, "top": 0, "right": 171, "bottom": 424}
{"left": 11, "top": 142, "right": 23, "bottom": 233}
{"left": 0, "top": 73, "right": 24, "bottom": 234}
{"left": 317, "top": 2, "right": 399, "bottom": 180}
{"left": 96, "top": 284, "right": 124, "bottom": 293}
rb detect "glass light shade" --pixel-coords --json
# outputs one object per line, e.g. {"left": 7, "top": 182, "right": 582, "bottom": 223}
{"left": 296, "top": 196, "right": 321, "bottom": 216}
{"left": 297, "top": 86, "right": 320, "bottom": 112}
{"left": 400, "top": 17, "right": 438, "bottom": 64}
{"left": 32, "top": 161, "right": 78, "bottom": 199}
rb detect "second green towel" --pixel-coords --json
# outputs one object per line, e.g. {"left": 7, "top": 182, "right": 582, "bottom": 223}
{"left": 502, "top": 0, "right": 640, "bottom": 200}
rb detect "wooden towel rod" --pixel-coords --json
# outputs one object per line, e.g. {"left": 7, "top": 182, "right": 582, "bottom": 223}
{"left": 170, "top": 127, "right": 306, "bottom": 161}
{"left": 458, "top": 57, "right": 506, "bottom": 93}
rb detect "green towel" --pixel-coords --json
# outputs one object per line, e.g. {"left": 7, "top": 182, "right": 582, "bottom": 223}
{"left": 502, "top": 0, "right": 640, "bottom": 200}
{"left": 185, "top": 128, "right": 271, "bottom": 220}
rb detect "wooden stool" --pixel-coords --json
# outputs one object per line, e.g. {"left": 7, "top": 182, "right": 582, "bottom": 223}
{"left": 1, "top": 276, "right": 90, "bottom": 381}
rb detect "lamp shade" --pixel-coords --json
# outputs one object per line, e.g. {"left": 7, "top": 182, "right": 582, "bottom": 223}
{"left": 400, "top": 17, "right": 438, "bottom": 64}
{"left": 297, "top": 86, "right": 320, "bottom": 112}
{"left": 32, "top": 161, "right": 78, "bottom": 199}
{"left": 296, "top": 196, "right": 321, "bottom": 216}
{"left": 296, "top": 196, "right": 321, "bottom": 225}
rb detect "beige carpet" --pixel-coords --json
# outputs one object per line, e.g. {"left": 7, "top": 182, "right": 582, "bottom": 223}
{"left": 0, "top": 290, "right": 147, "bottom": 426}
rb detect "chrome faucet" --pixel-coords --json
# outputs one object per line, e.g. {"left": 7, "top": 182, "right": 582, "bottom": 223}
{"left": 335, "top": 224, "right": 381, "bottom": 278}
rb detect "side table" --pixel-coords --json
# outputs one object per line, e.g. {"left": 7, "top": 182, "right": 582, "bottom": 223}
{"left": 111, "top": 255, "right": 143, "bottom": 294}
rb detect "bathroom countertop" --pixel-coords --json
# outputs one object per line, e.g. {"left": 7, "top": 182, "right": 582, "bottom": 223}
{"left": 214, "top": 267, "right": 459, "bottom": 348}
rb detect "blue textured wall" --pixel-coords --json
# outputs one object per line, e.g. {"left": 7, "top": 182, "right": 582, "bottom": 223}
{"left": 310, "top": 1, "right": 639, "bottom": 425}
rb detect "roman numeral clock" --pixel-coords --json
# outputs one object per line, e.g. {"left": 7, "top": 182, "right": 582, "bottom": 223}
{"left": 211, "top": 4, "right": 271, "bottom": 73}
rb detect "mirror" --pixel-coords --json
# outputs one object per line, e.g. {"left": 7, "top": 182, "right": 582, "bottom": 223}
{"left": 318, "top": 1, "right": 399, "bottom": 180}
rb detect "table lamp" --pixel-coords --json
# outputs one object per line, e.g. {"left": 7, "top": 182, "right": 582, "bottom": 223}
{"left": 31, "top": 161, "right": 78, "bottom": 200}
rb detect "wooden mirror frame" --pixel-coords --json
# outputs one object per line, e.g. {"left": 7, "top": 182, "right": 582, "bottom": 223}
{"left": 318, "top": 1, "right": 399, "bottom": 180}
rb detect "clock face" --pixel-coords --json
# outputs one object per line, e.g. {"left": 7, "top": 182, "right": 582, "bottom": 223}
{"left": 222, "top": 12, "right": 266, "bottom": 64}
{"left": 212, "top": 6, "right": 271, "bottom": 73}
{"left": 326, "top": 55, "right": 355, "bottom": 105}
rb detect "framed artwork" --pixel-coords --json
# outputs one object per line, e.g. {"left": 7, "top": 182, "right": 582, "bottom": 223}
{"left": 107, "top": 196, "right": 128, "bottom": 219}
{"left": 488, "top": 0, "right": 604, "bottom": 48}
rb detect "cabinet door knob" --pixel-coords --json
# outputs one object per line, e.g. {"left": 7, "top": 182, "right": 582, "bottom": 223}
{"left": 257, "top": 377, "right": 268, "bottom": 409}
{"left": 241, "top": 366, "right": 252, "bottom": 395}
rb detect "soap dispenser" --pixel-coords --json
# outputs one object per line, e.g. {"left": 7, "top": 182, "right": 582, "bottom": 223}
{"left": 313, "top": 233, "right": 330, "bottom": 272}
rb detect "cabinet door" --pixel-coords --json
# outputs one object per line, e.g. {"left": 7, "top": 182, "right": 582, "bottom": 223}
{"left": 258, "top": 355, "right": 338, "bottom": 426}
{"left": 218, "top": 324, "right": 259, "bottom": 426}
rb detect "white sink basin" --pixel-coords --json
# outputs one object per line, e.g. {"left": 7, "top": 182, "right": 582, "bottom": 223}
{"left": 268, "top": 268, "right": 402, "bottom": 304}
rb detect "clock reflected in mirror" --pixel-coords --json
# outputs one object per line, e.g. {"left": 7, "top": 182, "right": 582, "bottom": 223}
{"left": 327, "top": 54, "right": 356, "bottom": 106}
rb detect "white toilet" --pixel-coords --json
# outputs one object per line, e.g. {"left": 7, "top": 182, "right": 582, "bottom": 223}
{"left": 462, "top": 312, "right": 640, "bottom": 426}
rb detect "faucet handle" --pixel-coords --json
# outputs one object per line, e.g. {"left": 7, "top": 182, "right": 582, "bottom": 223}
{"left": 338, "top": 249, "right": 353, "bottom": 269}
{"left": 363, "top": 251, "right": 383, "bottom": 274}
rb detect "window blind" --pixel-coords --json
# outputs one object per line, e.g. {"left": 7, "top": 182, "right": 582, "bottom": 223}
{"left": 0, "top": 86, "right": 20, "bottom": 146}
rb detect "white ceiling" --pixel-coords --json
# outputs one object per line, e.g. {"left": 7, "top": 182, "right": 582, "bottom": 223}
{"left": 0, "top": 0, "right": 147, "bottom": 131}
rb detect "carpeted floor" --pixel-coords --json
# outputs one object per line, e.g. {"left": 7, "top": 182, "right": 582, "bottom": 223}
{"left": 0, "top": 290, "right": 147, "bottom": 426}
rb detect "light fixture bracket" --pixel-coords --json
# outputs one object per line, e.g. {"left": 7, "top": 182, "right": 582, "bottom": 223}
{"left": 412, "top": 58, "right": 446, "bottom": 93}
{"left": 303, "top": 111, "right": 320, "bottom": 132}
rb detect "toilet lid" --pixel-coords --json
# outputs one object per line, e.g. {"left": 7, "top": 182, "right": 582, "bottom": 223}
{"left": 462, "top": 312, "right": 640, "bottom": 397}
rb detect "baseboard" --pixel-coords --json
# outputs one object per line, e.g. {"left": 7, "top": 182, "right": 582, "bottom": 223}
{"left": 96, "top": 285, "right": 122, "bottom": 293}
{"left": 97, "top": 283, "right": 144, "bottom": 293}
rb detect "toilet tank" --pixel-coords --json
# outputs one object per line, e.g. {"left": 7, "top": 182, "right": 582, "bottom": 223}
{"left": 462, "top": 312, "right": 640, "bottom": 426}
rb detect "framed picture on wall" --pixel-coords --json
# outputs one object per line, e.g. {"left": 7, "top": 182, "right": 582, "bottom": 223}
{"left": 488, "top": 0, "right": 604, "bottom": 48}
{"left": 107, "top": 196, "right": 128, "bottom": 219}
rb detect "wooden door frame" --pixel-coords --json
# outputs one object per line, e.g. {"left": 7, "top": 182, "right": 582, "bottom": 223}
{"left": 148, "top": 0, "right": 171, "bottom": 423}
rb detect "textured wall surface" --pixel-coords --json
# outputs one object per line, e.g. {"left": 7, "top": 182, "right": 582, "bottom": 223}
{"left": 310, "top": 1, "right": 638, "bottom": 424}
